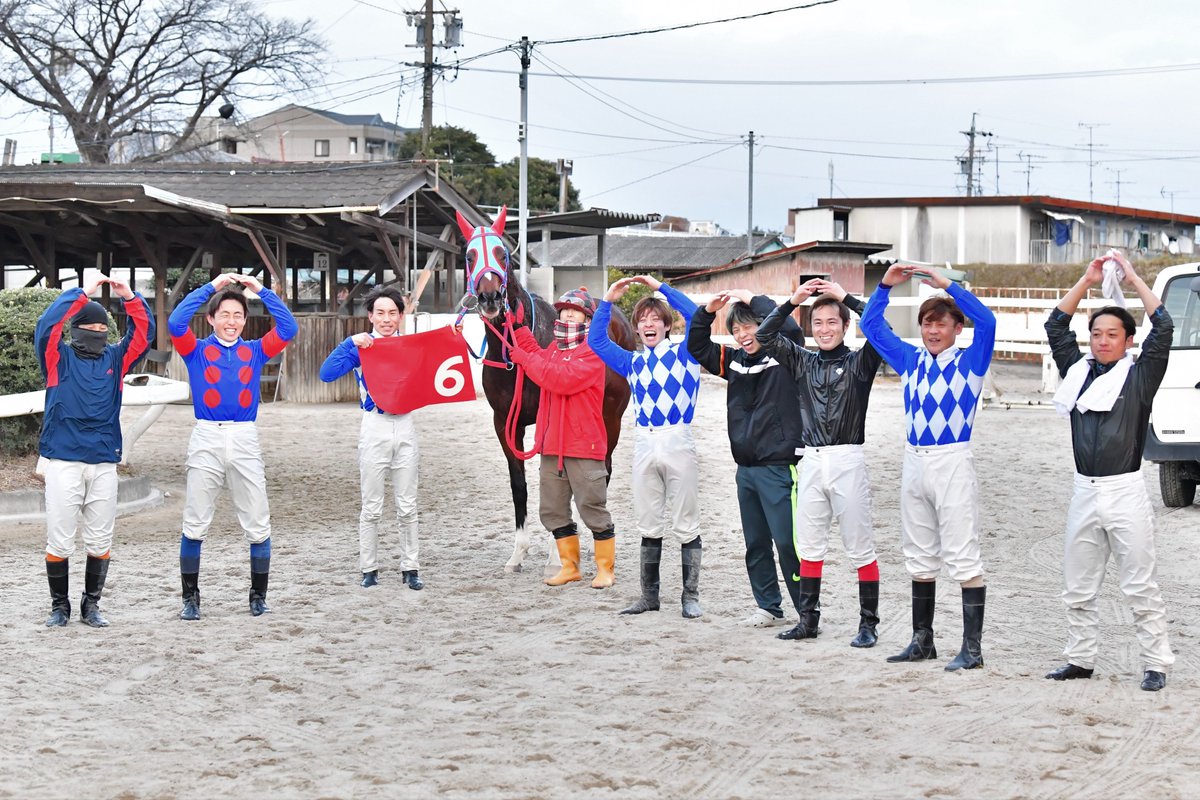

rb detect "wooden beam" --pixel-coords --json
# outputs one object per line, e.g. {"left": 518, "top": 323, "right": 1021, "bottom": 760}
{"left": 228, "top": 214, "right": 345, "bottom": 255}
{"left": 410, "top": 224, "right": 455, "bottom": 310}
{"left": 168, "top": 247, "right": 206, "bottom": 306}
{"left": 15, "top": 229, "right": 56, "bottom": 286}
{"left": 247, "top": 228, "right": 287, "bottom": 301}
{"left": 373, "top": 228, "right": 407, "bottom": 282}
{"left": 342, "top": 211, "right": 461, "bottom": 255}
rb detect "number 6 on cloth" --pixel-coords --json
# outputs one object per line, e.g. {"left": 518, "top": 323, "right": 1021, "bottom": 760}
{"left": 358, "top": 326, "right": 477, "bottom": 415}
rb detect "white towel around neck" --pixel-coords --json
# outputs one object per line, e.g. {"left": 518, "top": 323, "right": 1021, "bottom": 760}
{"left": 1052, "top": 353, "right": 1134, "bottom": 417}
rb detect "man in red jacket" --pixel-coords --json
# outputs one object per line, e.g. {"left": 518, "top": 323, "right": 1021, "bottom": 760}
{"left": 508, "top": 288, "right": 616, "bottom": 589}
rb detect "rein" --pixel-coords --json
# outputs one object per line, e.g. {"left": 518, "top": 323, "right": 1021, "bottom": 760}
{"left": 478, "top": 308, "right": 540, "bottom": 461}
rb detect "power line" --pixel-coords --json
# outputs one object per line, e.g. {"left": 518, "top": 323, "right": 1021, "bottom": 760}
{"left": 535, "top": 1, "right": 839, "bottom": 46}
{"left": 587, "top": 142, "right": 741, "bottom": 199}
{"left": 451, "top": 60, "right": 1200, "bottom": 87}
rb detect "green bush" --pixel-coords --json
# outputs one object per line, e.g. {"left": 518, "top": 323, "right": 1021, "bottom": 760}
{"left": 0, "top": 287, "right": 116, "bottom": 456}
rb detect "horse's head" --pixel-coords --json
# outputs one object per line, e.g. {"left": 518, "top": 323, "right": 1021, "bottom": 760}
{"left": 456, "top": 206, "right": 511, "bottom": 320}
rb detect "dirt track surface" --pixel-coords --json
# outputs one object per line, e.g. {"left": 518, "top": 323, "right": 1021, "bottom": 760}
{"left": 2, "top": 365, "right": 1198, "bottom": 799}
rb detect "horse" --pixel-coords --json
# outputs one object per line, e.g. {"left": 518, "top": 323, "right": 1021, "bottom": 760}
{"left": 455, "top": 208, "right": 636, "bottom": 573}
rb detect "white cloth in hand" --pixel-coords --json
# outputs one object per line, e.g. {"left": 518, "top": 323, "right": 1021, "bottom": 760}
{"left": 1101, "top": 248, "right": 1126, "bottom": 308}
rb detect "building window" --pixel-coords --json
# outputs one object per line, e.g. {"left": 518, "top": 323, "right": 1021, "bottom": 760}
{"left": 833, "top": 210, "right": 849, "bottom": 241}
{"left": 314, "top": 139, "right": 330, "bottom": 158}
{"left": 348, "top": 137, "right": 358, "bottom": 155}
{"left": 365, "top": 138, "right": 385, "bottom": 159}
{"left": 221, "top": 137, "right": 237, "bottom": 154}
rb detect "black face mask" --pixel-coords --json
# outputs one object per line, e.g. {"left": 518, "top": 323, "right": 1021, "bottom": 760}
{"left": 70, "top": 327, "right": 109, "bottom": 359}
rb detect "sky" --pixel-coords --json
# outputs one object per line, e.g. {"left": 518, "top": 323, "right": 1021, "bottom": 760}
{"left": 5, "top": 0, "right": 1200, "bottom": 236}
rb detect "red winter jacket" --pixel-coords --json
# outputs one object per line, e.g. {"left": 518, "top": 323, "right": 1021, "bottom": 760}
{"left": 509, "top": 326, "right": 607, "bottom": 467}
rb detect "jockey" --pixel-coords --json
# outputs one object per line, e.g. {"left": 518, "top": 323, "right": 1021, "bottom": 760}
{"left": 589, "top": 275, "right": 704, "bottom": 619}
{"left": 507, "top": 287, "right": 617, "bottom": 589}
{"left": 168, "top": 273, "right": 297, "bottom": 620}
{"left": 319, "top": 285, "right": 423, "bottom": 591}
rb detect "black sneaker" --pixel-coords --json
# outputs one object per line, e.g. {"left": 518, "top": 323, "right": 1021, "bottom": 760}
{"left": 402, "top": 571, "right": 424, "bottom": 591}
{"left": 361, "top": 570, "right": 379, "bottom": 588}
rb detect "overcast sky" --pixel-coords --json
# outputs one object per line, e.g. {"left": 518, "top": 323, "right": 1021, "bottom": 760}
{"left": 7, "top": 0, "right": 1200, "bottom": 235}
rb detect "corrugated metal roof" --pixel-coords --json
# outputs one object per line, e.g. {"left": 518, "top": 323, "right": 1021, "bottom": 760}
{"left": 676, "top": 240, "right": 891, "bottom": 281}
{"left": 542, "top": 232, "right": 778, "bottom": 270}
{"left": 0, "top": 162, "right": 427, "bottom": 209}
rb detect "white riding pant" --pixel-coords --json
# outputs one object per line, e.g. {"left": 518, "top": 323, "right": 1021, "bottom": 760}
{"left": 44, "top": 459, "right": 118, "bottom": 559}
{"left": 632, "top": 423, "right": 700, "bottom": 544}
{"left": 182, "top": 420, "right": 271, "bottom": 545}
{"left": 794, "top": 444, "right": 876, "bottom": 567}
{"left": 358, "top": 411, "right": 419, "bottom": 573}
{"left": 1062, "top": 470, "right": 1174, "bottom": 672}
{"left": 900, "top": 442, "right": 984, "bottom": 583}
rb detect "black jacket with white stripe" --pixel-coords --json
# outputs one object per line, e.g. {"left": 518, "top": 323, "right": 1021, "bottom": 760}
{"left": 688, "top": 295, "right": 805, "bottom": 467}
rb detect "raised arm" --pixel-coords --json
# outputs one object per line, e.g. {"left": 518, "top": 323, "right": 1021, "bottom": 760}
{"left": 117, "top": 288, "right": 154, "bottom": 377}
{"left": 587, "top": 298, "right": 633, "bottom": 375}
{"left": 168, "top": 282, "right": 216, "bottom": 357}
{"left": 945, "top": 282, "right": 995, "bottom": 372}
{"left": 686, "top": 296, "right": 733, "bottom": 380}
{"left": 35, "top": 286, "right": 90, "bottom": 382}
{"left": 860, "top": 266, "right": 915, "bottom": 373}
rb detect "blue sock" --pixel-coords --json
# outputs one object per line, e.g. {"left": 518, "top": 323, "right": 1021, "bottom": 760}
{"left": 180, "top": 535, "right": 202, "bottom": 574}
{"left": 250, "top": 538, "right": 271, "bottom": 575}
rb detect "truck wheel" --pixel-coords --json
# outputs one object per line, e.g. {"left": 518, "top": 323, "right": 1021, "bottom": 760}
{"left": 1160, "top": 461, "right": 1197, "bottom": 507}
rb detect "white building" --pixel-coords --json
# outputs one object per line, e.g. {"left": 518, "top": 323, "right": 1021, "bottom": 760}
{"left": 788, "top": 196, "right": 1200, "bottom": 265}
{"left": 196, "top": 104, "right": 411, "bottom": 163}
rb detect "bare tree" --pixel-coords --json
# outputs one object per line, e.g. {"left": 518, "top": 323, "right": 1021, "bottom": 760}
{"left": 0, "top": 0, "right": 324, "bottom": 163}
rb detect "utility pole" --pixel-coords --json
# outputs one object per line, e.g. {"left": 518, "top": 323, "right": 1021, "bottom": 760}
{"left": 555, "top": 158, "right": 573, "bottom": 213}
{"left": 959, "top": 112, "right": 992, "bottom": 197}
{"left": 1106, "top": 168, "right": 1131, "bottom": 206}
{"left": 405, "top": 5, "right": 462, "bottom": 154}
{"left": 518, "top": 36, "right": 531, "bottom": 284}
{"left": 1078, "top": 122, "right": 1108, "bottom": 203}
{"left": 747, "top": 131, "right": 755, "bottom": 257}
{"left": 992, "top": 143, "right": 1001, "bottom": 195}
{"left": 421, "top": 0, "right": 433, "bottom": 151}
{"left": 828, "top": 160, "right": 834, "bottom": 198}
{"left": 1017, "top": 151, "right": 1044, "bottom": 194}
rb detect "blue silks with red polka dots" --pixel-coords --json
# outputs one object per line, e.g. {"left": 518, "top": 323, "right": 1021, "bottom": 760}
{"left": 168, "top": 283, "right": 297, "bottom": 422}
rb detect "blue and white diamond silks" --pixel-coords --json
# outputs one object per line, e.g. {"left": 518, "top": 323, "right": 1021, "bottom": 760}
{"left": 903, "top": 346, "right": 986, "bottom": 446}
{"left": 630, "top": 341, "right": 701, "bottom": 427}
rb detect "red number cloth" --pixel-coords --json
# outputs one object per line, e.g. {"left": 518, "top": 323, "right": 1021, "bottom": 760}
{"left": 358, "top": 326, "right": 477, "bottom": 415}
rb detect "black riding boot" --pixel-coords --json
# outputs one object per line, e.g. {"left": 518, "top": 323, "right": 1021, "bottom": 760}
{"left": 778, "top": 577, "right": 821, "bottom": 640}
{"left": 887, "top": 580, "right": 937, "bottom": 662}
{"left": 180, "top": 571, "right": 200, "bottom": 621}
{"left": 850, "top": 580, "right": 880, "bottom": 648}
{"left": 45, "top": 557, "right": 70, "bottom": 627}
{"left": 620, "top": 538, "right": 661, "bottom": 615}
{"left": 945, "top": 586, "right": 986, "bottom": 671}
{"left": 681, "top": 538, "right": 702, "bottom": 619}
{"left": 80, "top": 555, "right": 111, "bottom": 628}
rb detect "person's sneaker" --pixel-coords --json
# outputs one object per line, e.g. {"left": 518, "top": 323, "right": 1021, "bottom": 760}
{"left": 740, "top": 608, "right": 785, "bottom": 628}
{"left": 361, "top": 570, "right": 379, "bottom": 588}
{"left": 1045, "top": 663, "right": 1093, "bottom": 681}
{"left": 402, "top": 571, "right": 424, "bottom": 591}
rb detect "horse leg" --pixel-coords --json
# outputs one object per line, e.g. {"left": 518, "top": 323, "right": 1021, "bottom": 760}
{"left": 499, "top": 418, "right": 533, "bottom": 573}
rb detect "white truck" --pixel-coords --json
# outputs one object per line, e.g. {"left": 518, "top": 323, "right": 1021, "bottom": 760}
{"left": 1144, "top": 262, "right": 1200, "bottom": 507}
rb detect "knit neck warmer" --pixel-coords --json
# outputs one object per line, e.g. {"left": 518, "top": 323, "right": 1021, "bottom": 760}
{"left": 554, "top": 320, "right": 588, "bottom": 350}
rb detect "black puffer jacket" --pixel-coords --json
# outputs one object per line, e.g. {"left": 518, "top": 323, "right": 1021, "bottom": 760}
{"left": 687, "top": 295, "right": 804, "bottom": 466}
{"left": 756, "top": 294, "right": 883, "bottom": 447}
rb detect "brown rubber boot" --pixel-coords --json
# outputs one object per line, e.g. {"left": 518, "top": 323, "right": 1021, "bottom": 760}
{"left": 545, "top": 535, "right": 582, "bottom": 586}
{"left": 591, "top": 536, "right": 616, "bottom": 589}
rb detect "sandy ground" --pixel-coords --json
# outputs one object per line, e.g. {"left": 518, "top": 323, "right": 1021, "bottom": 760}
{"left": 2, "top": 363, "right": 1199, "bottom": 799}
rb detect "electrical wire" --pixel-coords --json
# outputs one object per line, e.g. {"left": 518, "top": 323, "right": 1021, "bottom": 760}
{"left": 535, "top": 1, "right": 839, "bottom": 46}
{"left": 586, "top": 142, "right": 742, "bottom": 199}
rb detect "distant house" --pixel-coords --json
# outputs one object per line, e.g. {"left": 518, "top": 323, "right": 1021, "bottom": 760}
{"left": 788, "top": 195, "right": 1200, "bottom": 265}
{"left": 197, "top": 104, "right": 412, "bottom": 163}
